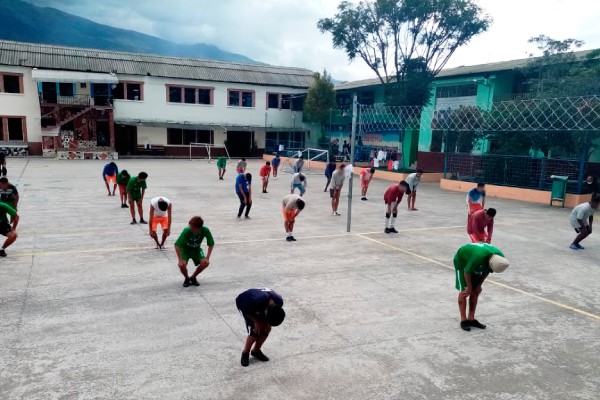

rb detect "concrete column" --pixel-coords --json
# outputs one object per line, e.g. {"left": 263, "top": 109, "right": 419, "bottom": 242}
{"left": 108, "top": 110, "right": 115, "bottom": 151}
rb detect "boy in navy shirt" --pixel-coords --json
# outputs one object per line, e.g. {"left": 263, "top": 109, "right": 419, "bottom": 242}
{"left": 235, "top": 173, "right": 252, "bottom": 219}
{"left": 236, "top": 288, "right": 285, "bottom": 367}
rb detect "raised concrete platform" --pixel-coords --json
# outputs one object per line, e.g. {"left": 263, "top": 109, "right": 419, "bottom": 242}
{"left": 1, "top": 158, "right": 599, "bottom": 399}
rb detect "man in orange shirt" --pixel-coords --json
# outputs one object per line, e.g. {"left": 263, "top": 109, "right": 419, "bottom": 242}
{"left": 467, "top": 208, "right": 496, "bottom": 243}
{"left": 259, "top": 161, "right": 272, "bottom": 194}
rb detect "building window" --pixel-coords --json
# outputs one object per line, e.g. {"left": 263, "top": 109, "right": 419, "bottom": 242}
{"left": 358, "top": 91, "right": 375, "bottom": 105}
{"left": 198, "top": 89, "right": 212, "bottom": 105}
{"left": 184, "top": 88, "right": 196, "bottom": 104}
{"left": 267, "top": 93, "right": 279, "bottom": 109}
{"left": 167, "top": 86, "right": 213, "bottom": 105}
{"left": 127, "top": 83, "right": 141, "bottom": 100}
{"left": 435, "top": 83, "right": 478, "bottom": 98}
{"left": 1, "top": 116, "right": 26, "bottom": 141}
{"left": 59, "top": 82, "right": 74, "bottom": 97}
{"left": 228, "top": 90, "right": 254, "bottom": 108}
{"left": 1, "top": 74, "right": 22, "bottom": 94}
{"left": 113, "top": 82, "right": 143, "bottom": 101}
{"left": 281, "top": 94, "right": 292, "bottom": 110}
{"left": 167, "top": 128, "right": 214, "bottom": 145}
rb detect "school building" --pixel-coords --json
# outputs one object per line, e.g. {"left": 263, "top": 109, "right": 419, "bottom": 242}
{"left": 0, "top": 40, "right": 314, "bottom": 159}
{"left": 334, "top": 49, "right": 597, "bottom": 170}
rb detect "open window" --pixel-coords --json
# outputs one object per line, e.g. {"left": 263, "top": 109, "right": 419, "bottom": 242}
{"left": 2, "top": 74, "right": 22, "bottom": 94}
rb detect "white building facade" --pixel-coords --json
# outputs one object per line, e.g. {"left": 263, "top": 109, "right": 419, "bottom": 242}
{"left": 0, "top": 40, "right": 315, "bottom": 158}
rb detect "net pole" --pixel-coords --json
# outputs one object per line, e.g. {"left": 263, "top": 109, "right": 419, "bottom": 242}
{"left": 347, "top": 93, "right": 357, "bottom": 233}
{"left": 189, "top": 143, "right": 192, "bottom": 161}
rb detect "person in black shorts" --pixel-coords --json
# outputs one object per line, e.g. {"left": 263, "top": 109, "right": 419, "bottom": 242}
{"left": 0, "top": 202, "right": 19, "bottom": 257}
{"left": 236, "top": 288, "right": 285, "bottom": 367}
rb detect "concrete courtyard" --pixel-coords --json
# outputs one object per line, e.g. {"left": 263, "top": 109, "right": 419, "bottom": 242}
{"left": 1, "top": 158, "right": 599, "bottom": 400}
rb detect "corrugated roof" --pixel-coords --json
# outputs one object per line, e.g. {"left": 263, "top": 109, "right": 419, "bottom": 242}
{"left": 0, "top": 40, "right": 315, "bottom": 88}
{"left": 335, "top": 48, "right": 599, "bottom": 90}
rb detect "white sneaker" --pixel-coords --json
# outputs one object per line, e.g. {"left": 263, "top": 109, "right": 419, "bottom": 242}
{"left": 335, "top": 212, "right": 341, "bottom": 216}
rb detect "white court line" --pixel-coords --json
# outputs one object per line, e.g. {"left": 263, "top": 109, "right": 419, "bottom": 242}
{"left": 356, "top": 234, "right": 600, "bottom": 322}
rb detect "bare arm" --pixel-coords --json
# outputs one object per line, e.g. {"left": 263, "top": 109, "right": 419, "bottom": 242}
{"left": 205, "top": 245, "right": 214, "bottom": 261}
{"left": 11, "top": 214, "right": 19, "bottom": 230}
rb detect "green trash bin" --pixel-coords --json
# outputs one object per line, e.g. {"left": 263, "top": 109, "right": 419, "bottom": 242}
{"left": 550, "top": 175, "right": 568, "bottom": 208}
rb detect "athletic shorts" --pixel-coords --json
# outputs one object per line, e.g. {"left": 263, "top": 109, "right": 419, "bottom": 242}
{"left": 105, "top": 174, "right": 117, "bottom": 184}
{"left": 261, "top": 175, "right": 269, "bottom": 182}
{"left": 180, "top": 249, "right": 205, "bottom": 267}
{"left": 454, "top": 259, "right": 486, "bottom": 291}
{"left": 118, "top": 184, "right": 127, "bottom": 195}
{"left": 129, "top": 191, "right": 143, "bottom": 202}
{"left": 282, "top": 208, "right": 297, "bottom": 223}
{"left": 469, "top": 232, "right": 488, "bottom": 243}
{"left": 0, "top": 221, "right": 11, "bottom": 236}
{"left": 468, "top": 203, "right": 483, "bottom": 215}
{"left": 360, "top": 180, "right": 369, "bottom": 188}
{"left": 385, "top": 201, "right": 398, "bottom": 212}
{"left": 574, "top": 227, "right": 591, "bottom": 234}
{"left": 217, "top": 162, "right": 226, "bottom": 169}
{"left": 330, "top": 188, "right": 341, "bottom": 198}
{"left": 151, "top": 216, "right": 168, "bottom": 232}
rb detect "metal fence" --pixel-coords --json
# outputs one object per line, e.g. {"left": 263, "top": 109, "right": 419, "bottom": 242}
{"left": 322, "top": 95, "right": 600, "bottom": 194}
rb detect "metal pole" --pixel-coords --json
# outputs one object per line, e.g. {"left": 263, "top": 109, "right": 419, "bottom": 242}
{"left": 347, "top": 93, "right": 358, "bottom": 233}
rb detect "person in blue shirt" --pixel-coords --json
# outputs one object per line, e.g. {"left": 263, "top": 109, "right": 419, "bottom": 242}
{"left": 102, "top": 162, "right": 119, "bottom": 196}
{"left": 271, "top": 154, "right": 281, "bottom": 178}
{"left": 467, "top": 183, "right": 486, "bottom": 218}
{"left": 324, "top": 160, "right": 337, "bottom": 192}
{"left": 235, "top": 172, "right": 252, "bottom": 219}
{"left": 236, "top": 288, "right": 285, "bottom": 367}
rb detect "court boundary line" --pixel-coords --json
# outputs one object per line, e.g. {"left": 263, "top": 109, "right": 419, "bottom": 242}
{"left": 356, "top": 234, "right": 600, "bottom": 322}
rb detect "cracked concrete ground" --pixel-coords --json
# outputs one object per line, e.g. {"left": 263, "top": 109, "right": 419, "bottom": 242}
{"left": 1, "top": 158, "right": 599, "bottom": 400}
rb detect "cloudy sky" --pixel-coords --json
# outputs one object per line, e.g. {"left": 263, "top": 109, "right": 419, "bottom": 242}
{"left": 26, "top": 0, "right": 600, "bottom": 81}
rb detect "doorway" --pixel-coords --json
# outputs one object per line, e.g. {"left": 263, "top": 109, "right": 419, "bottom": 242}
{"left": 114, "top": 124, "right": 137, "bottom": 156}
{"left": 41, "top": 82, "right": 57, "bottom": 104}
{"left": 93, "top": 83, "right": 110, "bottom": 106}
{"left": 226, "top": 131, "right": 252, "bottom": 157}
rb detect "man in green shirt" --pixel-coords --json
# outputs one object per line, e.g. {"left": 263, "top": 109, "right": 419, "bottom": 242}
{"left": 453, "top": 243, "right": 509, "bottom": 331}
{"left": 126, "top": 172, "right": 148, "bottom": 225}
{"left": 174, "top": 216, "right": 215, "bottom": 287}
{"left": 217, "top": 156, "right": 227, "bottom": 180}
{"left": 0, "top": 202, "right": 19, "bottom": 257}
{"left": 116, "top": 169, "right": 131, "bottom": 209}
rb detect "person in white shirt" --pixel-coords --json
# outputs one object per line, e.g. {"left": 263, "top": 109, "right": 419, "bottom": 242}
{"left": 290, "top": 173, "right": 307, "bottom": 195}
{"left": 236, "top": 158, "right": 247, "bottom": 174}
{"left": 295, "top": 157, "right": 305, "bottom": 173}
{"left": 570, "top": 197, "right": 600, "bottom": 250}
{"left": 329, "top": 164, "right": 345, "bottom": 216}
{"left": 149, "top": 197, "right": 172, "bottom": 250}
{"left": 405, "top": 170, "right": 424, "bottom": 211}
{"left": 360, "top": 167, "right": 376, "bottom": 201}
{"left": 282, "top": 194, "right": 306, "bottom": 242}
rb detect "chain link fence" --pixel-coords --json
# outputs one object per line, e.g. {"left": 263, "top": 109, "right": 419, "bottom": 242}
{"left": 323, "top": 95, "right": 600, "bottom": 193}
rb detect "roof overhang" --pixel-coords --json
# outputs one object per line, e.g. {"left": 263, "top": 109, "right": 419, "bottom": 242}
{"left": 31, "top": 69, "right": 119, "bottom": 84}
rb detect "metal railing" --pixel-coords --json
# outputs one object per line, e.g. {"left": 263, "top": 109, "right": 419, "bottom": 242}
{"left": 40, "top": 93, "right": 92, "bottom": 106}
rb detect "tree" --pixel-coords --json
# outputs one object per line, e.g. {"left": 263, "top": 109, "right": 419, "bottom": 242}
{"left": 303, "top": 70, "right": 337, "bottom": 140}
{"left": 318, "top": 0, "right": 491, "bottom": 106}
{"left": 525, "top": 35, "right": 600, "bottom": 97}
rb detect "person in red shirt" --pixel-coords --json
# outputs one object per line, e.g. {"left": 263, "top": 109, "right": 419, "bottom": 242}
{"left": 259, "top": 161, "right": 272, "bottom": 194}
{"left": 383, "top": 181, "right": 410, "bottom": 233}
{"left": 467, "top": 208, "right": 496, "bottom": 243}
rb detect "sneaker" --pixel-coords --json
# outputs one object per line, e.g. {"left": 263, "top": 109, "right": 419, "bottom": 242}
{"left": 570, "top": 243, "right": 580, "bottom": 250}
{"left": 183, "top": 278, "right": 190, "bottom": 287}
{"left": 361, "top": 197, "right": 367, "bottom": 201}
{"left": 0, "top": 249, "right": 6, "bottom": 257}
{"left": 389, "top": 227, "right": 398, "bottom": 233}
{"left": 245, "top": 215, "right": 252, "bottom": 220}
{"left": 262, "top": 190, "right": 267, "bottom": 194}
{"left": 576, "top": 243, "right": 585, "bottom": 250}
{"left": 460, "top": 321, "right": 471, "bottom": 331}
{"left": 241, "top": 352, "right": 250, "bottom": 367}
{"left": 130, "top": 220, "right": 137, "bottom": 225}
{"left": 139, "top": 219, "right": 148, "bottom": 224}
{"left": 290, "top": 236, "right": 297, "bottom": 241}
{"left": 335, "top": 212, "right": 341, "bottom": 216}
{"left": 121, "top": 204, "right": 128, "bottom": 208}
{"left": 286, "top": 236, "right": 293, "bottom": 242}
{"left": 384, "top": 228, "right": 390, "bottom": 234}
{"left": 468, "top": 319, "right": 486, "bottom": 329}
{"left": 237, "top": 216, "right": 242, "bottom": 220}
{"left": 219, "top": 177, "right": 224, "bottom": 180}
{"left": 251, "top": 350, "right": 269, "bottom": 362}
{"left": 190, "top": 277, "right": 200, "bottom": 286}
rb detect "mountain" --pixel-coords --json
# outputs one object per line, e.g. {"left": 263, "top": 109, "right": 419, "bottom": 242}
{"left": 0, "top": 0, "right": 258, "bottom": 64}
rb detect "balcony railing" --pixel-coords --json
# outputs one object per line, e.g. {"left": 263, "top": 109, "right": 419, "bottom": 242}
{"left": 40, "top": 92, "right": 91, "bottom": 106}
